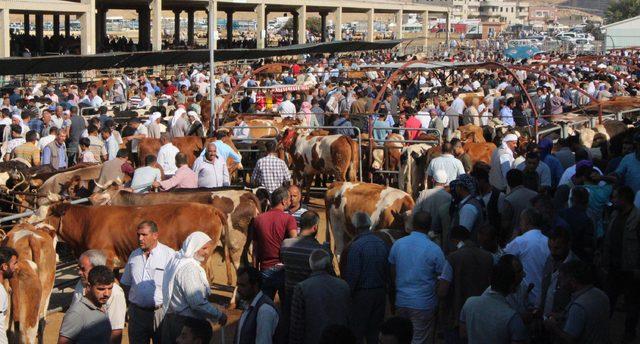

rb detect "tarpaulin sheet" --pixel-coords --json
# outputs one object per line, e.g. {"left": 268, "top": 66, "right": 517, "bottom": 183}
{"left": 0, "top": 40, "right": 401, "bottom": 76}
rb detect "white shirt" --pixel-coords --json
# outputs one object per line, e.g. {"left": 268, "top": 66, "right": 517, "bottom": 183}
{"left": 38, "top": 134, "right": 56, "bottom": 150}
{"left": 130, "top": 166, "right": 162, "bottom": 192}
{"left": 458, "top": 195, "right": 480, "bottom": 231}
{"left": 72, "top": 281, "right": 127, "bottom": 330}
{"left": 427, "top": 154, "right": 465, "bottom": 185}
{"left": 131, "top": 125, "right": 149, "bottom": 153}
{"left": 192, "top": 156, "right": 230, "bottom": 188}
{"left": 233, "top": 121, "right": 250, "bottom": 142}
{"left": 558, "top": 164, "right": 603, "bottom": 186}
{"left": 157, "top": 143, "right": 180, "bottom": 175}
{"left": 451, "top": 97, "right": 466, "bottom": 115}
{"left": 278, "top": 100, "right": 297, "bottom": 118}
{"left": 236, "top": 291, "right": 279, "bottom": 344}
{"left": 0, "top": 284, "right": 7, "bottom": 344}
{"left": 415, "top": 112, "right": 431, "bottom": 129}
{"left": 504, "top": 229, "right": 550, "bottom": 306}
{"left": 166, "top": 262, "right": 223, "bottom": 321}
{"left": 120, "top": 243, "right": 176, "bottom": 308}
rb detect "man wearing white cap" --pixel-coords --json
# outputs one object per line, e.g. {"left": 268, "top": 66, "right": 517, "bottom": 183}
{"left": 427, "top": 142, "right": 465, "bottom": 187}
{"left": 489, "top": 133, "right": 518, "bottom": 191}
{"left": 415, "top": 169, "right": 453, "bottom": 231}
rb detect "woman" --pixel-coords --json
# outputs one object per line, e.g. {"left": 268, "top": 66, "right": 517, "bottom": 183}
{"left": 186, "top": 111, "right": 205, "bottom": 137}
{"left": 299, "top": 101, "right": 320, "bottom": 128}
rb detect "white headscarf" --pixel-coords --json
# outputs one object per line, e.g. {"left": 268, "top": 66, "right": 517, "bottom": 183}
{"left": 145, "top": 112, "right": 161, "bottom": 126}
{"left": 187, "top": 111, "right": 201, "bottom": 124}
{"left": 171, "top": 106, "right": 186, "bottom": 128}
{"left": 162, "top": 231, "right": 212, "bottom": 313}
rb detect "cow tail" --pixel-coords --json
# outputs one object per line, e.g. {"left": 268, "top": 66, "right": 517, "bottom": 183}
{"left": 347, "top": 139, "right": 359, "bottom": 181}
{"left": 219, "top": 210, "right": 234, "bottom": 286}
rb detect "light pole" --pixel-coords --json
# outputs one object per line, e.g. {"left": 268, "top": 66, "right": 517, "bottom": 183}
{"left": 209, "top": 0, "right": 216, "bottom": 133}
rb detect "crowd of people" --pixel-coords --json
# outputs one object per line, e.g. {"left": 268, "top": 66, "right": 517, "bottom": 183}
{"left": 0, "top": 48, "right": 640, "bottom": 343}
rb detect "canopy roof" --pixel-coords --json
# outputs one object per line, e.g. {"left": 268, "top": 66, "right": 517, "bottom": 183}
{"left": 0, "top": 40, "right": 401, "bottom": 76}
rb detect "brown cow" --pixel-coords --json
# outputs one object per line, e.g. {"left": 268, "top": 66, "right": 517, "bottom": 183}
{"left": 280, "top": 130, "right": 359, "bottom": 203}
{"left": 457, "top": 124, "right": 486, "bottom": 143}
{"left": 463, "top": 142, "right": 497, "bottom": 165}
{"left": 3, "top": 223, "right": 56, "bottom": 344}
{"left": 325, "top": 182, "right": 414, "bottom": 256}
{"left": 41, "top": 202, "right": 233, "bottom": 284}
{"left": 222, "top": 117, "right": 302, "bottom": 144}
{"left": 88, "top": 188, "right": 262, "bottom": 280}
{"left": 37, "top": 164, "right": 102, "bottom": 199}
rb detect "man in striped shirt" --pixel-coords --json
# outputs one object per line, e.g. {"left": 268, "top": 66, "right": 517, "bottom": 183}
{"left": 287, "top": 185, "right": 308, "bottom": 233}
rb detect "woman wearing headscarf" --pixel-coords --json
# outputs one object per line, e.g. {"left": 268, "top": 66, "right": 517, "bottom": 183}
{"left": 186, "top": 111, "right": 205, "bottom": 137}
{"left": 145, "top": 112, "right": 162, "bottom": 139}
{"left": 169, "top": 105, "right": 189, "bottom": 138}
{"left": 161, "top": 231, "right": 227, "bottom": 343}
{"left": 299, "top": 101, "right": 319, "bottom": 128}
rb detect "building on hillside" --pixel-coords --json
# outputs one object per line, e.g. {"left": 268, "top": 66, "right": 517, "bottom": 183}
{"left": 602, "top": 15, "right": 640, "bottom": 50}
{"left": 528, "top": 5, "right": 558, "bottom": 29}
{"left": 416, "top": 0, "right": 529, "bottom": 25}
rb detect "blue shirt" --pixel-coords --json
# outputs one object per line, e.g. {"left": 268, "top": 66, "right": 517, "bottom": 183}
{"left": 28, "top": 119, "right": 44, "bottom": 135}
{"left": 42, "top": 142, "right": 68, "bottom": 169}
{"left": 615, "top": 153, "right": 640, "bottom": 193}
{"left": 389, "top": 231, "right": 445, "bottom": 311}
{"left": 542, "top": 154, "right": 564, "bottom": 187}
{"left": 372, "top": 120, "right": 390, "bottom": 142}
{"left": 500, "top": 107, "right": 515, "bottom": 127}
{"left": 343, "top": 231, "right": 389, "bottom": 292}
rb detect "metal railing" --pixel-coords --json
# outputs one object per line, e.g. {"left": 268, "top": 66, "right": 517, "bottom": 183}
{"left": 224, "top": 125, "right": 282, "bottom": 182}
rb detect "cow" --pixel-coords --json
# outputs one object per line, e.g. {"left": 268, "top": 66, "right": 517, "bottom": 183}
{"left": 222, "top": 117, "right": 302, "bottom": 144}
{"left": 457, "top": 124, "right": 486, "bottom": 143}
{"left": 280, "top": 130, "right": 359, "bottom": 203}
{"left": 463, "top": 142, "right": 497, "bottom": 165}
{"left": 36, "top": 164, "right": 102, "bottom": 200}
{"left": 2, "top": 223, "right": 56, "bottom": 344}
{"left": 39, "top": 202, "right": 233, "bottom": 285}
{"left": 88, "top": 187, "right": 262, "bottom": 281}
{"left": 325, "top": 182, "right": 414, "bottom": 256}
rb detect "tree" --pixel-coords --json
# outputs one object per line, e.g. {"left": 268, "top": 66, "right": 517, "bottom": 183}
{"left": 605, "top": 0, "right": 640, "bottom": 23}
{"left": 282, "top": 17, "right": 323, "bottom": 36}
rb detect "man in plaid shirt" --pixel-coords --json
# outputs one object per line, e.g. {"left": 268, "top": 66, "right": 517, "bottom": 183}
{"left": 252, "top": 140, "right": 291, "bottom": 193}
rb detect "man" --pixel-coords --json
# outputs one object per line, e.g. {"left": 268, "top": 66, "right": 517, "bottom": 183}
{"left": 87, "top": 124, "right": 107, "bottom": 162}
{"left": 489, "top": 133, "right": 517, "bottom": 191}
{"left": 290, "top": 250, "right": 350, "bottom": 344}
{"left": 472, "top": 163, "right": 504, "bottom": 232}
{"left": 613, "top": 132, "right": 640, "bottom": 193}
{"left": 252, "top": 187, "right": 298, "bottom": 300}
{"left": 459, "top": 255, "right": 528, "bottom": 343}
{"left": 602, "top": 186, "right": 640, "bottom": 341}
{"left": 42, "top": 130, "right": 68, "bottom": 169}
{"left": 130, "top": 155, "right": 162, "bottom": 193}
{"left": 427, "top": 108, "right": 444, "bottom": 139}
{"left": 500, "top": 98, "right": 516, "bottom": 127}
{"left": 450, "top": 174, "right": 484, "bottom": 235}
{"left": 415, "top": 170, "right": 452, "bottom": 231}
{"left": 10, "top": 130, "right": 40, "bottom": 166}
{"left": 176, "top": 318, "right": 213, "bottom": 344}
{"left": 153, "top": 153, "right": 197, "bottom": 190}
{"left": 120, "top": 221, "right": 175, "bottom": 344}
{"left": 438, "top": 225, "right": 493, "bottom": 344}
{"left": 501, "top": 169, "right": 538, "bottom": 242}
{"left": 156, "top": 133, "right": 180, "bottom": 176}
{"left": 101, "top": 127, "right": 119, "bottom": 161}
{"left": 278, "top": 93, "right": 297, "bottom": 117}
{"left": 169, "top": 107, "right": 190, "bottom": 138}
{"left": 59, "top": 266, "right": 115, "bottom": 344}
{"left": 287, "top": 185, "right": 307, "bottom": 231}
{"left": 340, "top": 212, "right": 388, "bottom": 343}
{"left": 332, "top": 111, "right": 355, "bottom": 137}
{"left": 96, "top": 149, "right": 128, "bottom": 187}
{"left": 516, "top": 151, "right": 552, "bottom": 190}
{"left": 4, "top": 124, "right": 25, "bottom": 158}
{"left": 235, "top": 267, "right": 280, "bottom": 344}
{"left": 558, "top": 187, "right": 595, "bottom": 262}
{"left": 389, "top": 211, "right": 445, "bottom": 344}
{"left": 539, "top": 226, "right": 580, "bottom": 320}
{"left": 538, "top": 138, "right": 564, "bottom": 187}
{"left": 192, "top": 142, "right": 230, "bottom": 188}
{"left": 505, "top": 207, "right": 550, "bottom": 306}
{"left": 252, "top": 140, "right": 291, "bottom": 194}
{"left": 544, "top": 260, "right": 610, "bottom": 343}
{"left": 451, "top": 138, "right": 472, "bottom": 173}
{"left": 71, "top": 250, "right": 126, "bottom": 344}
{"left": 40, "top": 109, "right": 57, "bottom": 139}
{"left": 38, "top": 126, "right": 58, "bottom": 151}
{"left": 427, "top": 142, "right": 465, "bottom": 186}
{"left": 162, "top": 231, "right": 228, "bottom": 343}
{"left": 124, "top": 118, "right": 148, "bottom": 164}
{"left": 0, "top": 247, "right": 17, "bottom": 344}
{"left": 68, "top": 106, "right": 86, "bottom": 165}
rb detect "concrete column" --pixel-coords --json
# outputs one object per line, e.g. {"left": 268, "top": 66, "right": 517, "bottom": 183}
{"left": 255, "top": 3, "right": 265, "bottom": 49}
{"left": 80, "top": 0, "right": 96, "bottom": 55}
{"left": 96, "top": 7, "right": 107, "bottom": 52}
{"left": 320, "top": 11, "right": 328, "bottom": 42}
{"left": 208, "top": 2, "right": 218, "bottom": 49}
{"left": 445, "top": 10, "right": 450, "bottom": 46}
{"left": 366, "top": 9, "right": 374, "bottom": 42}
{"left": 296, "top": 5, "right": 306, "bottom": 45}
{"left": 65, "top": 14, "right": 70, "bottom": 37}
{"left": 0, "top": 9, "right": 10, "bottom": 57}
{"left": 421, "top": 10, "right": 428, "bottom": 48}
{"left": 35, "top": 13, "right": 44, "bottom": 55}
{"left": 151, "top": 0, "right": 162, "bottom": 51}
{"left": 226, "top": 10, "right": 233, "bottom": 47}
{"left": 291, "top": 11, "right": 298, "bottom": 44}
{"left": 53, "top": 15, "right": 60, "bottom": 37}
{"left": 23, "top": 14, "right": 30, "bottom": 36}
{"left": 264, "top": 9, "right": 270, "bottom": 47}
{"left": 333, "top": 7, "right": 342, "bottom": 41}
{"left": 137, "top": 7, "right": 151, "bottom": 50}
{"left": 173, "top": 9, "right": 181, "bottom": 46}
{"left": 394, "top": 10, "right": 403, "bottom": 40}
{"left": 187, "top": 9, "right": 195, "bottom": 46}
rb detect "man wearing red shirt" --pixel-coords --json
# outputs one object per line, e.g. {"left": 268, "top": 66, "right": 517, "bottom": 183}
{"left": 405, "top": 109, "right": 423, "bottom": 140}
{"left": 251, "top": 186, "right": 298, "bottom": 301}
{"left": 164, "top": 81, "right": 177, "bottom": 96}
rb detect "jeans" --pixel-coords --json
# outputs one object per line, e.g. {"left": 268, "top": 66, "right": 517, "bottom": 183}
{"left": 349, "top": 288, "right": 386, "bottom": 344}
{"left": 261, "top": 266, "right": 285, "bottom": 302}
{"left": 396, "top": 307, "right": 436, "bottom": 344}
